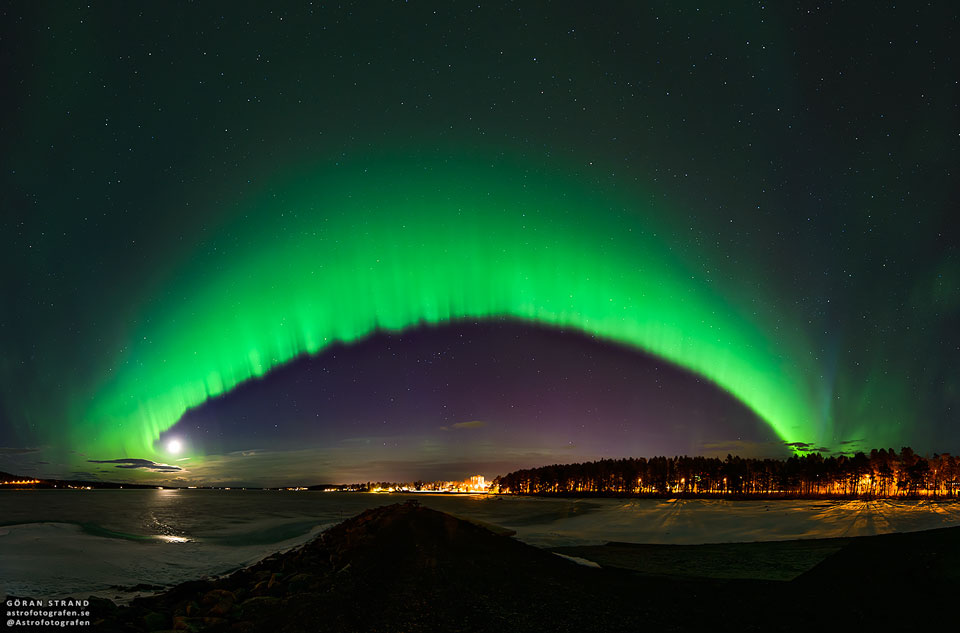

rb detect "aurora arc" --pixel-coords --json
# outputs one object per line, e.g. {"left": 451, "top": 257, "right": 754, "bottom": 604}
{"left": 77, "top": 157, "right": 825, "bottom": 463}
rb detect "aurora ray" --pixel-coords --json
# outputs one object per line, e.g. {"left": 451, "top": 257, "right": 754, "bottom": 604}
{"left": 73, "top": 156, "right": 825, "bottom": 464}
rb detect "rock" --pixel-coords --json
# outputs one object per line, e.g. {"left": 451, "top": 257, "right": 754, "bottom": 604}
{"left": 201, "top": 617, "right": 227, "bottom": 628}
{"left": 201, "top": 589, "right": 235, "bottom": 605}
{"left": 266, "top": 572, "right": 281, "bottom": 590}
{"left": 201, "top": 588, "right": 237, "bottom": 616}
{"left": 87, "top": 596, "right": 118, "bottom": 616}
{"left": 285, "top": 572, "right": 314, "bottom": 593}
{"left": 238, "top": 596, "right": 282, "bottom": 620}
{"left": 143, "top": 610, "right": 168, "bottom": 630}
{"left": 208, "top": 601, "right": 236, "bottom": 617}
{"left": 171, "top": 615, "right": 227, "bottom": 632}
{"left": 172, "top": 615, "right": 198, "bottom": 631}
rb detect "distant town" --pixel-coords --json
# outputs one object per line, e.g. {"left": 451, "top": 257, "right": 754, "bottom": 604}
{"left": 363, "top": 475, "right": 488, "bottom": 494}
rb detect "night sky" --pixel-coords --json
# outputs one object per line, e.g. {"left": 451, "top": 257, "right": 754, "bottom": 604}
{"left": 1, "top": 2, "right": 957, "bottom": 486}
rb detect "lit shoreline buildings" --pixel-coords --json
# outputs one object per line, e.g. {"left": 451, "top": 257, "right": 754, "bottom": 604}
{"left": 367, "top": 475, "right": 489, "bottom": 494}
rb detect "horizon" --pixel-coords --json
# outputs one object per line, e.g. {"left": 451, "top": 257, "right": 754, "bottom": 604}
{"left": 3, "top": 444, "right": 954, "bottom": 490}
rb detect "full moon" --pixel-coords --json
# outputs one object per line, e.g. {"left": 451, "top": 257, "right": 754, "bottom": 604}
{"left": 166, "top": 439, "right": 182, "bottom": 454}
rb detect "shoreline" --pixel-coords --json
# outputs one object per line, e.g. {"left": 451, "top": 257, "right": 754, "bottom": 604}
{"left": 5, "top": 494, "right": 960, "bottom": 622}
{"left": 485, "top": 491, "right": 960, "bottom": 501}
{"left": 22, "top": 501, "right": 954, "bottom": 631}
{"left": 5, "top": 485, "right": 958, "bottom": 502}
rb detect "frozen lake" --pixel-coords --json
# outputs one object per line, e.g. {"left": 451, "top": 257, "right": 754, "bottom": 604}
{"left": 2, "top": 489, "right": 959, "bottom": 600}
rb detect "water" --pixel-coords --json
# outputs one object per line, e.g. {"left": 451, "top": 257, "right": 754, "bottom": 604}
{"left": 2, "top": 489, "right": 959, "bottom": 601}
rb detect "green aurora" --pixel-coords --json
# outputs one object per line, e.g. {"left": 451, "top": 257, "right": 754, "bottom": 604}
{"left": 77, "top": 155, "right": 824, "bottom": 464}
{"left": 3, "top": 2, "right": 956, "bottom": 479}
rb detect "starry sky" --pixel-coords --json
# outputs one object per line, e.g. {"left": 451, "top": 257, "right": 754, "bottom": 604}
{"left": 1, "top": 2, "right": 957, "bottom": 486}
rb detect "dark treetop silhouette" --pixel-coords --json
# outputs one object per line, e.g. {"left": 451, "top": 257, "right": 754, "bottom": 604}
{"left": 494, "top": 448, "right": 958, "bottom": 498}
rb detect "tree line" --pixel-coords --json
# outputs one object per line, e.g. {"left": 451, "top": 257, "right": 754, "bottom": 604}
{"left": 492, "top": 448, "right": 960, "bottom": 498}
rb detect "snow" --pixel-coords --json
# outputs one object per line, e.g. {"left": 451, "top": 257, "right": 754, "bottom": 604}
{"left": 2, "top": 493, "right": 958, "bottom": 601}
{"left": 496, "top": 498, "right": 960, "bottom": 547}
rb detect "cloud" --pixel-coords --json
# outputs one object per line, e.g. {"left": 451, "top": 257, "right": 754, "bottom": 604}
{"left": 88, "top": 458, "right": 183, "bottom": 472}
{"left": 440, "top": 420, "right": 487, "bottom": 431}
{"left": 839, "top": 438, "right": 865, "bottom": 445}
{"left": 698, "top": 440, "right": 795, "bottom": 458}
{"left": 782, "top": 441, "right": 834, "bottom": 453}
{"left": 0, "top": 447, "right": 40, "bottom": 455}
{"left": 452, "top": 420, "right": 486, "bottom": 430}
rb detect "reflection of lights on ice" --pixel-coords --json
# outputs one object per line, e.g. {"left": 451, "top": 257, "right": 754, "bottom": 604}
{"left": 156, "top": 535, "right": 189, "bottom": 543}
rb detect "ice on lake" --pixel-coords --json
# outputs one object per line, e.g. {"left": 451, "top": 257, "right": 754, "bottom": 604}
{"left": 2, "top": 490, "right": 958, "bottom": 601}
